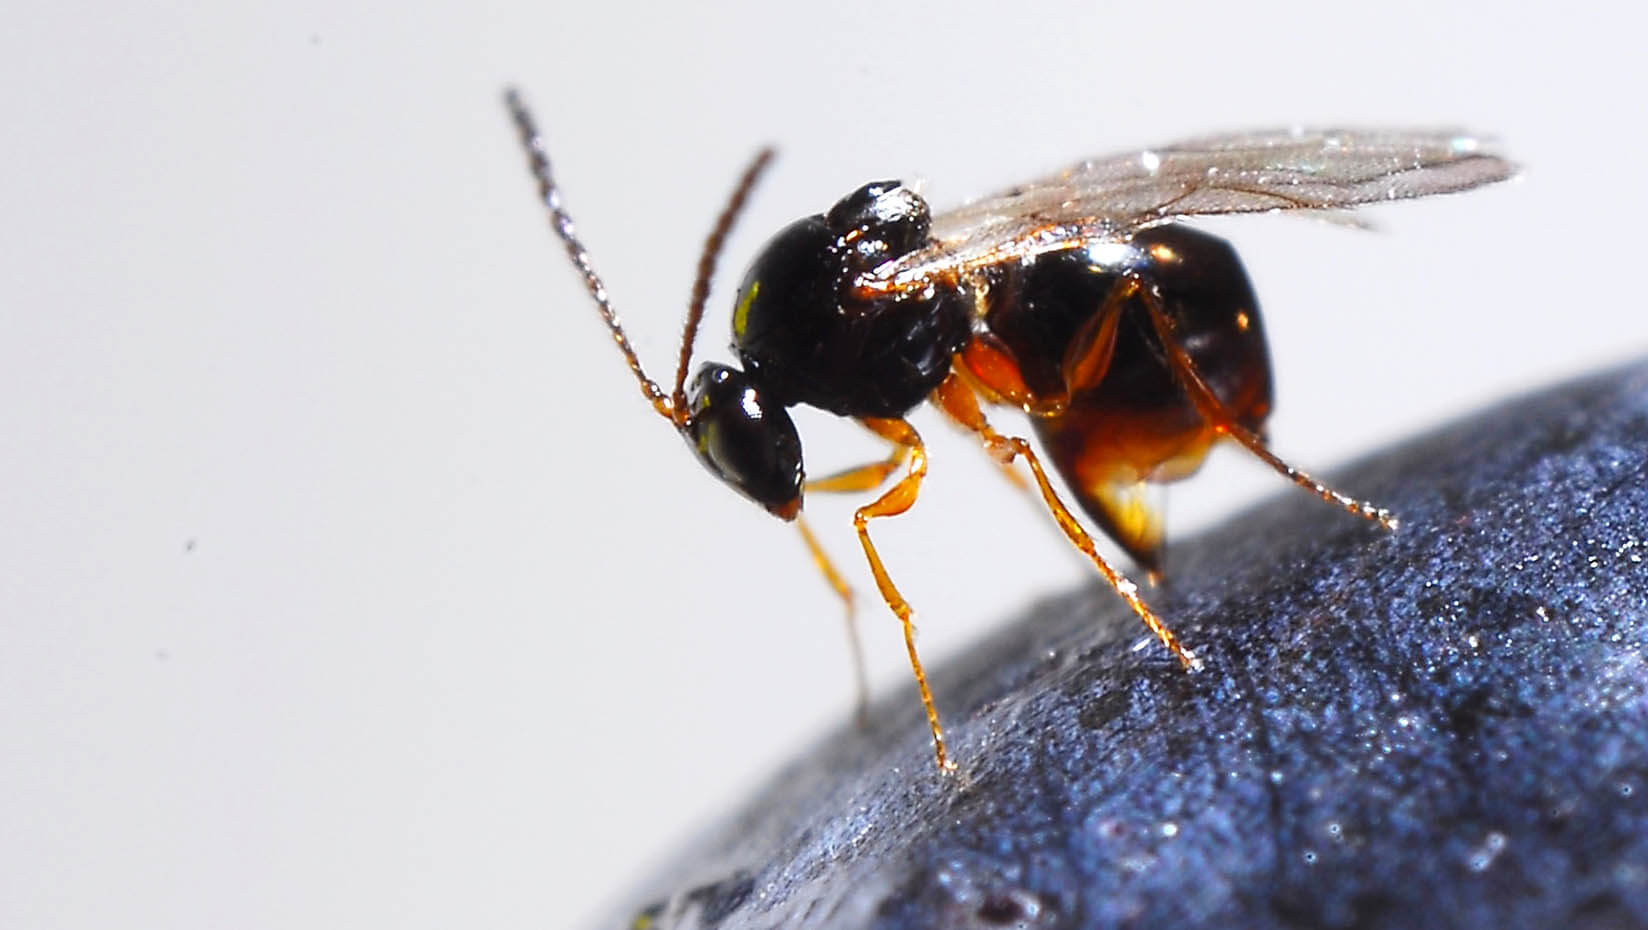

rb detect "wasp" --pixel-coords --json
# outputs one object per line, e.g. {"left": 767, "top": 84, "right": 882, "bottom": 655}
{"left": 504, "top": 89, "right": 1514, "bottom": 772}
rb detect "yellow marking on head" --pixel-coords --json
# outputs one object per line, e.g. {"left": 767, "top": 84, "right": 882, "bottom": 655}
{"left": 732, "top": 280, "right": 760, "bottom": 339}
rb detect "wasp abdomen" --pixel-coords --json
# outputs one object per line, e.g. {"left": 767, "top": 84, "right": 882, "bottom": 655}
{"left": 973, "top": 224, "right": 1275, "bottom": 566}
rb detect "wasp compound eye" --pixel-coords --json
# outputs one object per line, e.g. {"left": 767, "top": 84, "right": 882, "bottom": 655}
{"left": 685, "top": 363, "right": 804, "bottom": 520}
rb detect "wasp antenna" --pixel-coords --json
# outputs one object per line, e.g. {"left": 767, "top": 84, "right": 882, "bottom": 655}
{"left": 673, "top": 145, "right": 776, "bottom": 412}
{"left": 504, "top": 88, "right": 677, "bottom": 423}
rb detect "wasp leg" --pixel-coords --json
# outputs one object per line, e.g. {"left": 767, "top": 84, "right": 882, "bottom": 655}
{"left": 933, "top": 372, "right": 1201, "bottom": 671}
{"left": 1132, "top": 277, "right": 1399, "bottom": 531}
{"left": 934, "top": 373, "right": 1031, "bottom": 495}
{"left": 818, "top": 417, "right": 955, "bottom": 773}
{"left": 804, "top": 424, "right": 948, "bottom": 764}
{"left": 806, "top": 447, "right": 904, "bottom": 494}
{"left": 793, "top": 515, "right": 870, "bottom": 727}
{"left": 796, "top": 438, "right": 914, "bottom": 727}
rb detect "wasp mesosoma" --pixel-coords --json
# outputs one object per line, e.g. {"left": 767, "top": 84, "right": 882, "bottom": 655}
{"left": 505, "top": 89, "right": 1514, "bottom": 772}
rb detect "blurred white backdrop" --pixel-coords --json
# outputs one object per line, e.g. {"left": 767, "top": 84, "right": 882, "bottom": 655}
{"left": 3, "top": 1, "right": 1644, "bottom": 927}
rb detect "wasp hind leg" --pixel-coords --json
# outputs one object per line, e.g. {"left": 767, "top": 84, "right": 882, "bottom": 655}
{"left": 1133, "top": 278, "right": 1399, "bottom": 532}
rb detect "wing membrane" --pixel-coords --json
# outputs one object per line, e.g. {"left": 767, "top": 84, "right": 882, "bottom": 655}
{"left": 859, "top": 128, "right": 1515, "bottom": 293}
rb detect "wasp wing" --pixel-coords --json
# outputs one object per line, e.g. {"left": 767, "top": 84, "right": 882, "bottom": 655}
{"left": 859, "top": 128, "right": 1515, "bottom": 294}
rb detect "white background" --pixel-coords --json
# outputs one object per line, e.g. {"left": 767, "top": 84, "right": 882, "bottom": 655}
{"left": 4, "top": 1, "right": 1644, "bottom": 927}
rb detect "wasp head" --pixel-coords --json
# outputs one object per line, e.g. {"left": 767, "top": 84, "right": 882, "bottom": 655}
{"left": 682, "top": 362, "right": 804, "bottom": 520}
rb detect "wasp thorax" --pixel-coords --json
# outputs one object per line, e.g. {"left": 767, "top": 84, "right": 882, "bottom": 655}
{"left": 825, "top": 181, "right": 931, "bottom": 271}
{"left": 730, "top": 183, "right": 970, "bottom": 419}
{"left": 684, "top": 363, "right": 803, "bottom": 520}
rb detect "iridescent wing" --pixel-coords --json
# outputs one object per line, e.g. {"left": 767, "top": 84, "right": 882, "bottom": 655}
{"left": 857, "top": 128, "right": 1516, "bottom": 295}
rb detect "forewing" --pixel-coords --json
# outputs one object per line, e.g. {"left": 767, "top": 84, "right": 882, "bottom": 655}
{"left": 859, "top": 128, "right": 1515, "bottom": 293}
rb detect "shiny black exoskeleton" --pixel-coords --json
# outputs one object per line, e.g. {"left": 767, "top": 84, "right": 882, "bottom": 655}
{"left": 970, "top": 225, "right": 1274, "bottom": 569}
{"left": 978, "top": 226, "right": 1271, "bottom": 418}
{"left": 688, "top": 196, "right": 1276, "bottom": 549}
{"left": 682, "top": 181, "right": 971, "bottom": 518}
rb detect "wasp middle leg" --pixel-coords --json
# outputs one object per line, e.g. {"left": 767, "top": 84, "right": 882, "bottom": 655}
{"left": 932, "top": 372, "right": 1201, "bottom": 671}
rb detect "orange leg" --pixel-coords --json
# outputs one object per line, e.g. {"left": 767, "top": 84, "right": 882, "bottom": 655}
{"left": 1130, "top": 277, "right": 1399, "bottom": 531}
{"left": 806, "top": 447, "right": 904, "bottom": 495}
{"left": 933, "top": 379, "right": 1031, "bottom": 494}
{"left": 796, "top": 436, "right": 909, "bottom": 728}
{"left": 794, "top": 515, "right": 870, "bottom": 726}
{"left": 802, "top": 421, "right": 952, "bottom": 771}
{"left": 933, "top": 373, "right": 1202, "bottom": 671}
{"left": 820, "top": 417, "right": 956, "bottom": 773}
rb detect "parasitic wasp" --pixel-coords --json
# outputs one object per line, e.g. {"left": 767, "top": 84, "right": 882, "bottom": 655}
{"left": 505, "top": 89, "right": 1514, "bottom": 772}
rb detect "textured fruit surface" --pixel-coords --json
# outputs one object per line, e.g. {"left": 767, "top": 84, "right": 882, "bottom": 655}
{"left": 617, "top": 360, "right": 1648, "bottom": 930}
